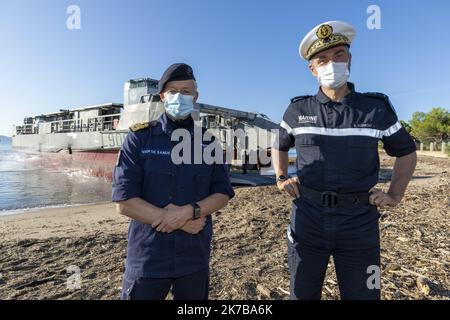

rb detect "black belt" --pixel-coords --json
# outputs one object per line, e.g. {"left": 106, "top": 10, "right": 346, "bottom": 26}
{"left": 298, "top": 185, "right": 370, "bottom": 208}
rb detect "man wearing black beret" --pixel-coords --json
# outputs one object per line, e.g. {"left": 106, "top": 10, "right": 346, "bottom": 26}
{"left": 113, "top": 63, "right": 235, "bottom": 300}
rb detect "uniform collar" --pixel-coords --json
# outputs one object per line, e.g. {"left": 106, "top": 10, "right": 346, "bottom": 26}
{"left": 315, "top": 82, "right": 356, "bottom": 105}
{"left": 157, "top": 112, "right": 195, "bottom": 136}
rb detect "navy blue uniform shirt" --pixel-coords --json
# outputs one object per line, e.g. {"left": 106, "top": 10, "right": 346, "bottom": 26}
{"left": 112, "top": 113, "right": 235, "bottom": 278}
{"left": 276, "top": 83, "right": 416, "bottom": 193}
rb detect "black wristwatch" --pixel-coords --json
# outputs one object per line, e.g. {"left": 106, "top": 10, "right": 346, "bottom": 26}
{"left": 277, "top": 175, "right": 288, "bottom": 182}
{"left": 190, "top": 202, "right": 201, "bottom": 220}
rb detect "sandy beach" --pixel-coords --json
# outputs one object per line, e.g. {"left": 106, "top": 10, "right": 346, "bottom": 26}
{"left": 0, "top": 153, "right": 449, "bottom": 300}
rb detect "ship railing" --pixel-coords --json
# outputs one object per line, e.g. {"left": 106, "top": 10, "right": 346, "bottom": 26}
{"left": 50, "top": 119, "right": 82, "bottom": 133}
{"left": 15, "top": 113, "right": 122, "bottom": 135}
{"left": 14, "top": 124, "right": 35, "bottom": 135}
{"left": 43, "top": 113, "right": 122, "bottom": 134}
{"left": 86, "top": 113, "right": 121, "bottom": 132}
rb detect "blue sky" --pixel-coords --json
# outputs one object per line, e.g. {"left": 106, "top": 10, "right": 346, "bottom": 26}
{"left": 0, "top": 0, "right": 449, "bottom": 136}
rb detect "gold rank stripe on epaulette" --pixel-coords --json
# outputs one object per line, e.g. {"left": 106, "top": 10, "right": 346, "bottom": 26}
{"left": 129, "top": 122, "right": 149, "bottom": 132}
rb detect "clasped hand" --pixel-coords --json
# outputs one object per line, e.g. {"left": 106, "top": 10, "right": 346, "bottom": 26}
{"left": 152, "top": 203, "right": 205, "bottom": 234}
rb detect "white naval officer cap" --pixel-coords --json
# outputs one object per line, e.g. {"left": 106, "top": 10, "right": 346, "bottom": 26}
{"left": 299, "top": 20, "right": 356, "bottom": 60}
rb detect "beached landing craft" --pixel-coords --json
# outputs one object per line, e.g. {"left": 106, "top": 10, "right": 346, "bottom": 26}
{"left": 12, "top": 78, "right": 280, "bottom": 185}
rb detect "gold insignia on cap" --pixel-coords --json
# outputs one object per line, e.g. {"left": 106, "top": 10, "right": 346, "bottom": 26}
{"left": 316, "top": 24, "right": 333, "bottom": 39}
{"left": 306, "top": 33, "right": 350, "bottom": 60}
{"left": 300, "top": 21, "right": 356, "bottom": 60}
{"left": 130, "top": 122, "right": 149, "bottom": 132}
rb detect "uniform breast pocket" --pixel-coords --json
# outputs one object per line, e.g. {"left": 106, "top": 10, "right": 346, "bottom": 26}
{"left": 143, "top": 170, "right": 176, "bottom": 206}
{"left": 345, "top": 137, "right": 379, "bottom": 171}
{"left": 295, "top": 135, "right": 321, "bottom": 167}
{"left": 194, "top": 171, "right": 212, "bottom": 201}
{"left": 295, "top": 135, "right": 319, "bottom": 146}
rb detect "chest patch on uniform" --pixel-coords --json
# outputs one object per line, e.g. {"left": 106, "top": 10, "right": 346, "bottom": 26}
{"left": 140, "top": 148, "right": 171, "bottom": 156}
{"left": 353, "top": 123, "right": 373, "bottom": 128}
{"left": 298, "top": 115, "right": 318, "bottom": 124}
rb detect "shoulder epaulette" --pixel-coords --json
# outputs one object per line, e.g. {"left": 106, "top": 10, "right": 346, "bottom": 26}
{"left": 363, "top": 92, "right": 396, "bottom": 114}
{"left": 129, "top": 122, "right": 150, "bottom": 132}
{"left": 363, "top": 92, "right": 389, "bottom": 100}
{"left": 290, "top": 95, "right": 312, "bottom": 103}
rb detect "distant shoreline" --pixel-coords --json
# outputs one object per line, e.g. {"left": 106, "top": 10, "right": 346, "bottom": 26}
{"left": 0, "top": 135, "right": 12, "bottom": 143}
{"left": 0, "top": 201, "right": 111, "bottom": 217}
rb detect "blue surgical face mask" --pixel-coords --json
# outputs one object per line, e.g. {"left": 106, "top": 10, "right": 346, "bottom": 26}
{"left": 163, "top": 92, "right": 195, "bottom": 120}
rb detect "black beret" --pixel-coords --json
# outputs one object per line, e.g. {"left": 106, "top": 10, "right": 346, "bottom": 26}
{"left": 158, "top": 63, "right": 196, "bottom": 93}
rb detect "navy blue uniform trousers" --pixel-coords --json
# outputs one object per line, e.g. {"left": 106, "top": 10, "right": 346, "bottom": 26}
{"left": 288, "top": 197, "right": 381, "bottom": 300}
{"left": 121, "top": 268, "right": 209, "bottom": 300}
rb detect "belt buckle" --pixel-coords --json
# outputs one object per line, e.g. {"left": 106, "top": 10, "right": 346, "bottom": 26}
{"left": 321, "top": 191, "right": 338, "bottom": 208}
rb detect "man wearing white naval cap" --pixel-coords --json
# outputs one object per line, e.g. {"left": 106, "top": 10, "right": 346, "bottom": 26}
{"left": 272, "top": 21, "right": 417, "bottom": 299}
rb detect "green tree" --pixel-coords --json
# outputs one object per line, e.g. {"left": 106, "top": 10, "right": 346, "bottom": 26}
{"left": 400, "top": 120, "right": 412, "bottom": 134}
{"left": 409, "top": 108, "right": 450, "bottom": 144}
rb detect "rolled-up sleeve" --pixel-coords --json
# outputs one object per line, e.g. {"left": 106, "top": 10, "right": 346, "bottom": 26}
{"left": 382, "top": 112, "right": 417, "bottom": 157}
{"left": 275, "top": 126, "right": 295, "bottom": 152}
{"left": 112, "top": 132, "right": 144, "bottom": 202}
{"left": 210, "top": 163, "right": 235, "bottom": 199}
{"left": 273, "top": 105, "right": 295, "bottom": 152}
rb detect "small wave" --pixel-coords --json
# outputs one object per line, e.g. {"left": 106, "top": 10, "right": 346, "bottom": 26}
{"left": 15, "top": 156, "right": 43, "bottom": 163}
{"left": 0, "top": 168, "right": 43, "bottom": 173}
{"left": 0, "top": 149, "right": 42, "bottom": 162}
{"left": 62, "top": 169, "right": 111, "bottom": 182}
{"left": 0, "top": 153, "right": 25, "bottom": 162}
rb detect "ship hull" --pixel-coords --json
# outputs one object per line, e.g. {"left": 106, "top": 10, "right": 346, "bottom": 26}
{"left": 12, "top": 131, "right": 127, "bottom": 152}
{"left": 46, "top": 150, "right": 118, "bottom": 180}
{"left": 12, "top": 131, "right": 125, "bottom": 180}
{"left": 12, "top": 149, "right": 118, "bottom": 180}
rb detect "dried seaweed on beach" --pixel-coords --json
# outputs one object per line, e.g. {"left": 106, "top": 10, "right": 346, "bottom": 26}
{"left": 0, "top": 154, "right": 448, "bottom": 300}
